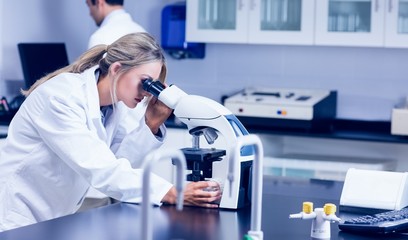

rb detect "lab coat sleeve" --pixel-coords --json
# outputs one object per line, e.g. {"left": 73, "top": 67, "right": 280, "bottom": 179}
{"left": 33, "top": 95, "right": 172, "bottom": 205}
{"left": 110, "top": 101, "right": 167, "bottom": 169}
{"left": 113, "top": 116, "right": 167, "bottom": 169}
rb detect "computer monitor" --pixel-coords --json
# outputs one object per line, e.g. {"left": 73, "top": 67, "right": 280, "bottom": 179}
{"left": 18, "top": 43, "right": 69, "bottom": 89}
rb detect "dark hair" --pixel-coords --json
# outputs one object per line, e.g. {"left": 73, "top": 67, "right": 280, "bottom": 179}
{"left": 91, "top": 0, "right": 124, "bottom": 5}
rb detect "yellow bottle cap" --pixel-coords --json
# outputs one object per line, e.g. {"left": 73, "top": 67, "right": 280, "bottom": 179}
{"left": 324, "top": 203, "right": 337, "bottom": 215}
{"left": 302, "top": 202, "right": 313, "bottom": 214}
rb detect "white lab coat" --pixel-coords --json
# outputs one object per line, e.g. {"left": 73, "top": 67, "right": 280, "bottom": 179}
{"left": 88, "top": 9, "right": 146, "bottom": 49}
{"left": 0, "top": 66, "right": 172, "bottom": 232}
{"left": 87, "top": 8, "right": 146, "bottom": 200}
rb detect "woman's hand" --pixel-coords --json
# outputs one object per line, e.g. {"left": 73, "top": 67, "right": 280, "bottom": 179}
{"left": 162, "top": 181, "right": 222, "bottom": 208}
{"left": 145, "top": 97, "right": 172, "bottom": 134}
{"left": 183, "top": 181, "right": 222, "bottom": 208}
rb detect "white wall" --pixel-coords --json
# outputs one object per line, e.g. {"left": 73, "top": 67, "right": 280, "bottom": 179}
{"left": 0, "top": 0, "right": 96, "bottom": 98}
{"left": 166, "top": 44, "right": 408, "bottom": 121}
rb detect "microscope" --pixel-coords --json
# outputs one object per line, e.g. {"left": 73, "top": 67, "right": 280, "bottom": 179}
{"left": 142, "top": 79, "right": 253, "bottom": 209}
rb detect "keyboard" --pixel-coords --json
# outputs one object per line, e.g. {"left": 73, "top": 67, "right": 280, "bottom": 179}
{"left": 339, "top": 207, "right": 408, "bottom": 234}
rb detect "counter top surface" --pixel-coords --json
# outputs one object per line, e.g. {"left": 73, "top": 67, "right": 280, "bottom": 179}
{"left": 1, "top": 176, "right": 407, "bottom": 239}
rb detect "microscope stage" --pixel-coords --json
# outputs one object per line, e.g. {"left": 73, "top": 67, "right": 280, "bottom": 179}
{"left": 181, "top": 148, "right": 226, "bottom": 162}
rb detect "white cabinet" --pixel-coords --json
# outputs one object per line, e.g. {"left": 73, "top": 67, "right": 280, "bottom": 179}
{"left": 315, "top": 0, "right": 408, "bottom": 48}
{"left": 186, "top": 0, "right": 247, "bottom": 43}
{"left": 186, "top": 0, "right": 408, "bottom": 48}
{"left": 385, "top": 0, "right": 408, "bottom": 47}
{"left": 186, "top": 0, "right": 315, "bottom": 45}
{"left": 315, "top": 0, "right": 385, "bottom": 47}
{"left": 249, "top": 0, "right": 315, "bottom": 44}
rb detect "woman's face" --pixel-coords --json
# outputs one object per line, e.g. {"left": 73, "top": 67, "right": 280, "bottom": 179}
{"left": 116, "top": 61, "right": 162, "bottom": 108}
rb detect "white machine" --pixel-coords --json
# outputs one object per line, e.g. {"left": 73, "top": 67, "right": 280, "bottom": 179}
{"left": 340, "top": 168, "right": 408, "bottom": 211}
{"left": 142, "top": 79, "right": 253, "bottom": 209}
{"left": 223, "top": 87, "right": 337, "bottom": 130}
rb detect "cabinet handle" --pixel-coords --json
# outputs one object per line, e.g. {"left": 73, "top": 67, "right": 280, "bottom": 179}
{"left": 388, "top": 0, "right": 393, "bottom": 13}
{"left": 249, "top": 0, "right": 256, "bottom": 11}
{"left": 375, "top": 0, "right": 380, "bottom": 12}
{"left": 238, "top": 0, "right": 244, "bottom": 11}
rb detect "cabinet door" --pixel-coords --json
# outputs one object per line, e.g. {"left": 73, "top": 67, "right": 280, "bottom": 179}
{"left": 315, "top": 0, "right": 385, "bottom": 47}
{"left": 186, "top": 0, "right": 249, "bottom": 43}
{"left": 385, "top": 0, "right": 408, "bottom": 47}
{"left": 248, "top": 0, "right": 315, "bottom": 45}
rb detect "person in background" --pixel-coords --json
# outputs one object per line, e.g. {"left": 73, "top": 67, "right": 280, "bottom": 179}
{"left": 86, "top": 0, "right": 146, "bottom": 49}
{"left": 0, "top": 32, "right": 221, "bottom": 232}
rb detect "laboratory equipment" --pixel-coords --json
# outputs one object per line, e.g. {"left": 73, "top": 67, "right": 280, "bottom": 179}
{"left": 391, "top": 107, "right": 408, "bottom": 136}
{"left": 142, "top": 79, "right": 253, "bottom": 209}
{"left": 182, "top": 146, "right": 226, "bottom": 182}
{"left": 340, "top": 169, "right": 408, "bottom": 212}
{"left": 289, "top": 202, "right": 341, "bottom": 239}
{"left": 223, "top": 87, "right": 336, "bottom": 130}
{"left": 391, "top": 97, "right": 408, "bottom": 136}
{"left": 0, "top": 97, "right": 9, "bottom": 113}
{"left": 141, "top": 149, "right": 186, "bottom": 240}
{"left": 338, "top": 207, "right": 408, "bottom": 234}
{"left": 161, "top": 2, "right": 205, "bottom": 59}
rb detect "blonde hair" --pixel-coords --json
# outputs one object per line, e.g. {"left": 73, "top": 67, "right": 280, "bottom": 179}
{"left": 22, "top": 32, "right": 167, "bottom": 101}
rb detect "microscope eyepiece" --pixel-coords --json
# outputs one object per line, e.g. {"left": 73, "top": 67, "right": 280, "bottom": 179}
{"left": 142, "top": 78, "right": 165, "bottom": 98}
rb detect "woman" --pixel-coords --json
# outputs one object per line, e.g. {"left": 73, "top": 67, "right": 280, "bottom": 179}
{"left": 0, "top": 32, "right": 221, "bottom": 232}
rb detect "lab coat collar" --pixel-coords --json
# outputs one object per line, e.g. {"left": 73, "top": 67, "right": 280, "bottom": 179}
{"left": 84, "top": 66, "right": 102, "bottom": 121}
{"left": 84, "top": 65, "right": 129, "bottom": 145}
{"left": 82, "top": 66, "right": 109, "bottom": 144}
{"left": 101, "top": 9, "right": 127, "bottom": 28}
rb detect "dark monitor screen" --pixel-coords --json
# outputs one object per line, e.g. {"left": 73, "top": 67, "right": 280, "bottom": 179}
{"left": 18, "top": 43, "right": 69, "bottom": 89}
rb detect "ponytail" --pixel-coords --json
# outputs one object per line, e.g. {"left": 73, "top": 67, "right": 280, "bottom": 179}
{"left": 22, "top": 32, "right": 166, "bottom": 98}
